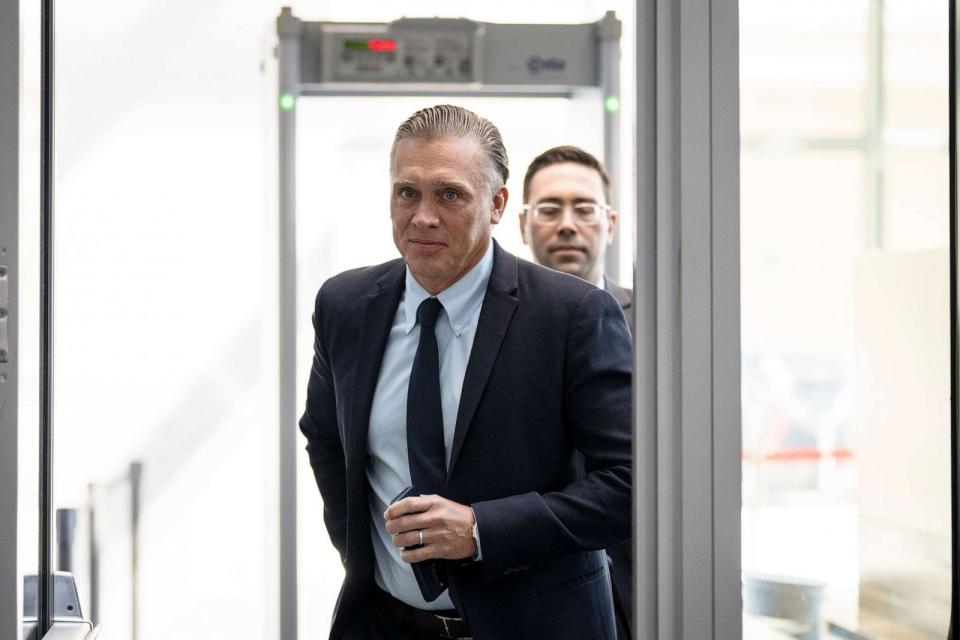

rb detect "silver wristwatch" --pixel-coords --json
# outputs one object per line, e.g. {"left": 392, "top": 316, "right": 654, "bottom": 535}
{"left": 470, "top": 517, "right": 482, "bottom": 561}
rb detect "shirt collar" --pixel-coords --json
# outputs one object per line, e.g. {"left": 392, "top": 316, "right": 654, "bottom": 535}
{"left": 403, "top": 240, "right": 494, "bottom": 337}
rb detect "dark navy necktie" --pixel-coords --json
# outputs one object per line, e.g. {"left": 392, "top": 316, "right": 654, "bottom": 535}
{"left": 407, "top": 297, "right": 447, "bottom": 494}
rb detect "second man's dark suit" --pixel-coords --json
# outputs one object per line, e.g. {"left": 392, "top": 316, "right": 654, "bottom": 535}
{"left": 603, "top": 276, "right": 633, "bottom": 329}
{"left": 300, "top": 242, "right": 632, "bottom": 639}
{"left": 603, "top": 275, "right": 634, "bottom": 640}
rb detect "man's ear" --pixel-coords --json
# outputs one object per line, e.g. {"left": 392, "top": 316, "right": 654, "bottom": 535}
{"left": 606, "top": 209, "right": 619, "bottom": 245}
{"left": 518, "top": 210, "right": 531, "bottom": 245}
{"left": 490, "top": 186, "right": 509, "bottom": 225}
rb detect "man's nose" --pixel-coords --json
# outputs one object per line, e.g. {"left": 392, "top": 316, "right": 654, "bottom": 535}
{"left": 411, "top": 203, "right": 440, "bottom": 227}
{"left": 556, "top": 206, "right": 579, "bottom": 234}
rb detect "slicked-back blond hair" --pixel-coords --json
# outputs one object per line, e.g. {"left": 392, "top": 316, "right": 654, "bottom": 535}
{"left": 390, "top": 104, "right": 510, "bottom": 194}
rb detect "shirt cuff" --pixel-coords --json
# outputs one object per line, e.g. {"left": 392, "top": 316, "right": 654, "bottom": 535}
{"left": 470, "top": 507, "right": 482, "bottom": 561}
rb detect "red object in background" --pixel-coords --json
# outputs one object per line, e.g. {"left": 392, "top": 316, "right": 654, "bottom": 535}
{"left": 368, "top": 39, "right": 397, "bottom": 52}
{"left": 741, "top": 447, "right": 854, "bottom": 462}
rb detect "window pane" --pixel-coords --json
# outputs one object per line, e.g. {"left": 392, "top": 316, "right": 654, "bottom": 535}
{"left": 741, "top": 151, "right": 864, "bottom": 356}
{"left": 742, "top": 149, "right": 864, "bottom": 634}
{"left": 740, "top": 0, "right": 868, "bottom": 140}
{"left": 740, "top": 2, "right": 952, "bottom": 637}
{"left": 884, "top": 149, "right": 949, "bottom": 251}
{"left": 884, "top": 0, "right": 949, "bottom": 134}
{"left": 883, "top": 0, "right": 949, "bottom": 254}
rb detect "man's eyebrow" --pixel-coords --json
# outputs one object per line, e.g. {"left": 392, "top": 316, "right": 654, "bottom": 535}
{"left": 434, "top": 179, "right": 472, "bottom": 192}
{"left": 391, "top": 179, "right": 473, "bottom": 191}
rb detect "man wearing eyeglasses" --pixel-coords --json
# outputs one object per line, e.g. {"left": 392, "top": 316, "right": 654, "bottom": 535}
{"left": 519, "top": 145, "right": 633, "bottom": 640}
{"left": 519, "top": 146, "right": 632, "bottom": 328}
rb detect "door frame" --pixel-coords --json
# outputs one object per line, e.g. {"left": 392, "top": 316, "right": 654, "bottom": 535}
{"left": 0, "top": 0, "right": 20, "bottom": 637}
{"left": 633, "top": 0, "right": 742, "bottom": 637}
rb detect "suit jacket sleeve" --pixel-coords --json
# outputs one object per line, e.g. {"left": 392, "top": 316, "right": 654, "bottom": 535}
{"left": 471, "top": 287, "right": 632, "bottom": 580}
{"left": 298, "top": 286, "right": 349, "bottom": 558}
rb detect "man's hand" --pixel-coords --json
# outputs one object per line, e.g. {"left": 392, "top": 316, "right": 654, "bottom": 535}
{"left": 383, "top": 494, "right": 477, "bottom": 563}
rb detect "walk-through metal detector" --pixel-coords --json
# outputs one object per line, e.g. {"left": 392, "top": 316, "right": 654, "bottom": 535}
{"left": 273, "top": 7, "right": 621, "bottom": 637}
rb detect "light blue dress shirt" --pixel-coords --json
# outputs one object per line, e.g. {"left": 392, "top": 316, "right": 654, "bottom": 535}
{"left": 366, "top": 241, "right": 494, "bottom": 610}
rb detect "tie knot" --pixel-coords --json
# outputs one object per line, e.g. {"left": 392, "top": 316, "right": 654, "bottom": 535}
{"left": 416, "top": 297, "right": 443, "bottom": 330}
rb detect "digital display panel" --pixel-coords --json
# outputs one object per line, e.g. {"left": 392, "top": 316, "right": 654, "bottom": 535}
{"left": 343, "top": 39, "right": 397, "bottom": 53}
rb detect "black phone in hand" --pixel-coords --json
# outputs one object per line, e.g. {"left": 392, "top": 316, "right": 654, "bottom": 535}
{"left": 390, "top": 486, "right": 422, "bottom": 550}
{"left": 389, "top": 485, "right": 448, "bottom": 602}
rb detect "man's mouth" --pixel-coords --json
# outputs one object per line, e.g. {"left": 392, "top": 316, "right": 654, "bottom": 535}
{"left": 549, "top": 245, "right": 586, "bottom": 254}
{"left": 408, "top": 239, "right": 447, "bottom": 254}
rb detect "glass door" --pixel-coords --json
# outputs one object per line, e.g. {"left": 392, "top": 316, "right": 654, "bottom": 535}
{"left": 740, "top": 0, "right": 954, "bottom": 637}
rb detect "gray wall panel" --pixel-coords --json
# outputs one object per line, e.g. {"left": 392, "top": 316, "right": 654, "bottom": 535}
{"left": 0, "top": 0, "right": 19, "bottom": 638}
{"left": 710, "top": 0, "right": 742, "bottom": 637}
{"left": 678, "top": 0, "right": 714, "bottom": 633}
{"left": 654, "top": 0, "right": 681, "bottom": 635}
{"left": 633, "top": 0, "right": 659, "bottom": 635}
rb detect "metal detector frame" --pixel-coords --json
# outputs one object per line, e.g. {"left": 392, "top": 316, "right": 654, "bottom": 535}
{"left": 273, "top": 7, "right": 621, "bottom": 638}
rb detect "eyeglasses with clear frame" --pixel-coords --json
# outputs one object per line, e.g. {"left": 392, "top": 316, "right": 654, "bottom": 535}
{"left": 523, "top": 201, "right": 611, "bottom": 226}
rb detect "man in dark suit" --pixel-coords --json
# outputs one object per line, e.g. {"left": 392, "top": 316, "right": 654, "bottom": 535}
{"left": 300, "top": 105, "right": 632, "bottom": 640}
{"left": 519, "top": 146, "right": 634, "bottom": 639}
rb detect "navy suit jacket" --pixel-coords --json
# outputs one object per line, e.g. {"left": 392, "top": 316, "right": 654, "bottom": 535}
{"left": 300, "top": 242, "right": 633, "bottom": 640}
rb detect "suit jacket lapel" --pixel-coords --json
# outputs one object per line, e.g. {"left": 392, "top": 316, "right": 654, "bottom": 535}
{"left": 346, "top": 261, "right": 405, "bottom": 463}
{"left": 448, "top": 243, "right": 518, "bottom": 474}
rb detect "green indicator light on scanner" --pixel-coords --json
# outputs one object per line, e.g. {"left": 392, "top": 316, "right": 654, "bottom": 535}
{"left": 604, "top": 96, "right": 621, "bottom": 113}
{"left": 280, "top": 93, "right": 296, "bottom": 111}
